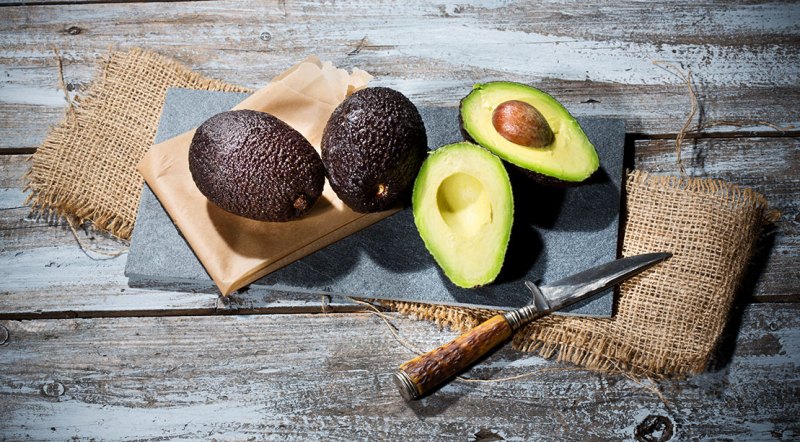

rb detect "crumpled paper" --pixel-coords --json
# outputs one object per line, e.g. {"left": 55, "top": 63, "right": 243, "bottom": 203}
{"left": 138, "top": 56, "right": 396, "bottom": 295}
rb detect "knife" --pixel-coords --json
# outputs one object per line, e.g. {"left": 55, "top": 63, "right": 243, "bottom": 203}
{"left": 393, "top": 252, "right": 671, "bottom": 400}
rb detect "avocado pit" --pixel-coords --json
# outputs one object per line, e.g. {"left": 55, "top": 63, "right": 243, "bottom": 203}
{"left": 491, "top": 100, "right": 554, "bottom": 148}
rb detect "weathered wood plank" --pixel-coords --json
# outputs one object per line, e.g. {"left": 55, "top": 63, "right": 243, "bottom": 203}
{"left": 0, "top": 155, "right": 359, "bottom": 317}
{"left": 0, "top": 0, "right": 208, "bottom": 5}
{"left": 0, "top": 303, "right": 797, "bottom": 440}
{"left": 1, "top": 0, "right": 798, "bottom": 150}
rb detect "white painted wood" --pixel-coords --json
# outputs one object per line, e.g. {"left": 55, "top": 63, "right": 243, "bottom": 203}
{"left": 0, "top": 303, "right": 797, "bottom": 440}
{"left": 1, "top": 0, "right": 798, "bottom": 149}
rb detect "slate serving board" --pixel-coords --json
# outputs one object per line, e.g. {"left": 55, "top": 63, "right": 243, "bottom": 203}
{"left": 126, "top": 88, "right": 625, "bottom": 315}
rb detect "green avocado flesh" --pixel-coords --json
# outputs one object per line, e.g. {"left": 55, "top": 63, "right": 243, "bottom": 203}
{"left": 412, "top": 142, "right": 513, "bottom": 288}
{"left": 460, "top": 81, "right": 599, "bottom": 183}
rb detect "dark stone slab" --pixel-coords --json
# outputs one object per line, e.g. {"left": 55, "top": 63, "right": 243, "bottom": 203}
{"left": 126, "top": 88, "right": 625, "bottom": 315}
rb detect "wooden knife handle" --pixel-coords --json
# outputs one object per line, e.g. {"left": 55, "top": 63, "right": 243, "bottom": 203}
{"left": 393, "top": 314, "right": 513, "bottom": 400}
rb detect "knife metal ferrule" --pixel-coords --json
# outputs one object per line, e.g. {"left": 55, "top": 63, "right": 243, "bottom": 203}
{"left": 503, "top": 281, "right": 550, "bottom": 331}
{"left": 392, "top": 370, "right": 419, "bottom": 400}
{"left": 502, "top": 305, "right": 539, "bottom": 332}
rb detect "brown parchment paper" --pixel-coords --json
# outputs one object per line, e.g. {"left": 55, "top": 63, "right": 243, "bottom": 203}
{"left": 138, "top": 57, "right": 396, "bottom": 295}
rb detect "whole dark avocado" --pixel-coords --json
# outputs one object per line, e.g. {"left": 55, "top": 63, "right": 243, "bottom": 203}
{"left": 189, "top": 110, "right": 325, "bottom": 222}
{"left": 321, "top": 87, "right": 427, "bottom": 213}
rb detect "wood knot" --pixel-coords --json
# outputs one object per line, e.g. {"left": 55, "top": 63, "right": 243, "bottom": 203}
{"left": 66, "top": 26, "right": 82, "bottom": 35}
{"left": 0, "top": 325, "right": 8, "bottom": 345}
{"left": 41, "top": 381, "right": 65, "bottom": 398}
{"left": 635, "top": 414, "right": 674, "bottom": 442}
{"left": 474, "top": 428, "right": 504, "bottom": 441}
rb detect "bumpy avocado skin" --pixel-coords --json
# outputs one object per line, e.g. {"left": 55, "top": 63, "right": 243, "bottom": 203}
{"left": 321, "top": 87, "right": 427, "bottom": 213}
{"left": 459, "top": 82, "right": 599, "bottom": 186}
{"left": 189, "top": 110, "right": 325, "bottom": 222}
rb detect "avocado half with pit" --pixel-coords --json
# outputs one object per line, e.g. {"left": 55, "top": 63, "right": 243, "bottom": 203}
{"left": 460, "top": 81, "right": 599, "bottom": 184}
{"left": 413, "top": 142, "right": 513, "bottom": 288}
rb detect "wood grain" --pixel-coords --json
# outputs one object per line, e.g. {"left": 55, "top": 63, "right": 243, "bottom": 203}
{"left": 1, "top": 0, "right": 798, "bottom": 150}
{"left": 0, "top": 303, "right": 797, "bottom": 440}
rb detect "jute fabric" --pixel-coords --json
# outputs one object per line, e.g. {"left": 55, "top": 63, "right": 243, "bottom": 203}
{"left": 26, "top": 49, "right": 251, "bottom": 239}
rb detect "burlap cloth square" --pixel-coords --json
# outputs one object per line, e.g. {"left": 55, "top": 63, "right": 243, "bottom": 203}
{"left": 26, "top": 49, "right": 773, "bottom": 377}
{"left": 26, "top": 48, "right": 251, "bottom": 239}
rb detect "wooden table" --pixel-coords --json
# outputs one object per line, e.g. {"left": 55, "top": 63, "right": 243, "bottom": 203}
{"left": 1, "top": 1, "right": 798, "bottom": 440}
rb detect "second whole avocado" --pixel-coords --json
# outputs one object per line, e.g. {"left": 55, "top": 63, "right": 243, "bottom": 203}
{"left": 321, "top": 87, "right": 427, "bottom": 213}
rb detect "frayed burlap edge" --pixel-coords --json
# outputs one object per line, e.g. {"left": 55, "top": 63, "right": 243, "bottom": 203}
{"left": 25, "top": 48, "right": 252, "bottom": 240}
{"left": 380, "top": 170, "right": 775, "bottom": 377}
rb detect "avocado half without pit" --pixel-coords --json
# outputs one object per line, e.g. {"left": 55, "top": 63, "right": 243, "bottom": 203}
{"left": 321, "top": 87, "right": 427, "bottom": 213}
{"left": 189, "top": 110, "right": 325, "bottom": 222}
{"left": 413, "top": 142, "right": 513, "bottom": 288}
{"left": 460, "top": 81, "right": 600, "bottom": 184}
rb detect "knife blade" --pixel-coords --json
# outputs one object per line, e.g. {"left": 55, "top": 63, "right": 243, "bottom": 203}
{"left": 393, "top": 252, "right": 671, "bottom": 400}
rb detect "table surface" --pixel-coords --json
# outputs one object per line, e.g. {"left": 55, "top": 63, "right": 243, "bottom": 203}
{"left": 1, "top": 1, "right": 798, "bottom": 440}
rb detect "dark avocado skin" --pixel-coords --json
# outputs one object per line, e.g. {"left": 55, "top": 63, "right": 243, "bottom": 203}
{"left": 321, "top": 87, "right": 427, "bottom": 213}
{"left": 457, "top": 94, "right": 585, "bottom": 187}
{"left": 189, "top": 110, "right": 325, "bottom": 222}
